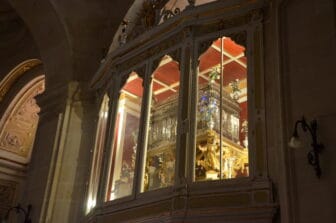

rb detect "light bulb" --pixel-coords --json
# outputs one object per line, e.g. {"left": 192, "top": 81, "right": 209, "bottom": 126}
{"left": 288, "top": 136, "right": 303, "bottom": 149}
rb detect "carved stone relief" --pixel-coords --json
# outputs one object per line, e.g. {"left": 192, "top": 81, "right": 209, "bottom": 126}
{"left": 0, "top": 77, "right": 45, "bottom": 160}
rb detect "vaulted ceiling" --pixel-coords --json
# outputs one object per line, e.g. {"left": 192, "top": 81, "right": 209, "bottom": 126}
{"left": 1, "top": 0, "right": 134, "bottom": 86}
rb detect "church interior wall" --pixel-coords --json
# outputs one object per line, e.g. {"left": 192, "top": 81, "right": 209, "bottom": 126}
{"left": 0, "top": 0, "right": 336, "bottom": 222}
{"left": 279, "top": 0, "right": 336, "bottom": 222}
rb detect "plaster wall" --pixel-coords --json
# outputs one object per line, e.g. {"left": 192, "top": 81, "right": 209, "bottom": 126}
{"left": 281, "top": 0, "right": 336, "bottom": 222}
{"left": 47, "top": 82, "right": 98, "bottom": 223}
{"left": 24, "top": 112, "right": 62, "bottom": 222}
{"left": 0, "top": 32, "right": 40, "bottom": 80}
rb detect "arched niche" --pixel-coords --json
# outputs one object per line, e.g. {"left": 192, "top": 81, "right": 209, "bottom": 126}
{"left": 0, "top": 75, "right": 45, "bottom": 164}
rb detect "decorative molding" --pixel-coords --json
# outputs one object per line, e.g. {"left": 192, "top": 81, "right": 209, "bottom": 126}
{"left": 110, "top": 11, "right": 260, "bottom": 80}
{"left": 95, "top": 187, "right": 276, "bottom": 223}
{"left": 128, "top": 0, "right": 177, "bottom": 41}
{"left": 0, "top": 59, "right": 42, "bottom": 102}
{"left": 92, "top": 0, "right": 265, "bottom": 89}
{"left": 195, "top": 8, "right": 264, "bottom": 37}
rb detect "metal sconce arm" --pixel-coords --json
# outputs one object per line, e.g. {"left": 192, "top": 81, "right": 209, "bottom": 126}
{"left": 290, "top": 117, "right": 324, "bottom": 178}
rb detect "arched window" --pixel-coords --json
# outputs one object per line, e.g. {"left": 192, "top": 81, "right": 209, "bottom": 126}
{"left": 107, "top": 72, "right": 144, "bottom": 201}
{"left": 195, "top": 36, "right": 248, "bottom": 181}
{"left": 142, "top": 55, "right": 181, "bottom": 192}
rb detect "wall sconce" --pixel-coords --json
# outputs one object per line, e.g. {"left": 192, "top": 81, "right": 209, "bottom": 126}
{"left": 288, "top": 117, "right": 324, "bottom": 178}
{"left": 1, "top": 204, "right": 32, "bottom": 223}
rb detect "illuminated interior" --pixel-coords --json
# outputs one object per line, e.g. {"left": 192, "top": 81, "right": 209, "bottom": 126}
{"left": 108, "top": 73, "right": 143, "bottom": 201}
{"left": 196, "top": 36, "right": 248, "bottom": 181}
{"left": 143, "top": 55, "right": 180, "bottom": 192}
{"left": 106, "top": 36, "right": 248, "bottom": 201}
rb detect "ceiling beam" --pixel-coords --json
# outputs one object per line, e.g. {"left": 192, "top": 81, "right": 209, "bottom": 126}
{"left": 121, "top": 89, "right": 139, "bottom": 99}
{"left": 154, "top": 82, "right": 179, "bottom": 95}
{"left": 211, "top": 45, "right": 247, "bottom": 68}
{"left": 153, "top": 78, "right": 177, "bottom": 95}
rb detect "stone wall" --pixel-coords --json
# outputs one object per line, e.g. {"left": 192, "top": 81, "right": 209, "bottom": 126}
{"left": 279, "top": 0, "right": 336, "bottom": 222}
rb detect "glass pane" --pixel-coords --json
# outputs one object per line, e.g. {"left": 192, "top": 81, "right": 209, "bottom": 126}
{"left": 86, "top": 94, "right": 109, "bottom": 213}
{"left": 107, "top": 72, "right": 143, "bottom": 200}
{"left": 142, "top": 55, "right": 180, "bottom": 192}
{"left": 195, "top": 37, "right": 249, "bottom": 181}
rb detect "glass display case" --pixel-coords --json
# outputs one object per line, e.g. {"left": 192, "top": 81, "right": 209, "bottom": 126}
{"left": 88, "top": 0, "right": 274, "bottom": 222}
{"left": 104, "top": 34, "right": 250, "bottom": 199}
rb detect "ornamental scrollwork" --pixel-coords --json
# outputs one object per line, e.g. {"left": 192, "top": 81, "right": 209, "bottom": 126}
{"left": 128, "top": 0, "right": 182, "bottom": 41}
{"left": 161, "top": 7, "right": 181, "bottom": 22}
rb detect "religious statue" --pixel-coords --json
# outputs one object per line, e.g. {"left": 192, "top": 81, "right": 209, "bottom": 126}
{"left": 145, "top": 150, "right": 175, "bottom": 191}
{"left": 196, "top": 131, "right": 220, "bottom": 179}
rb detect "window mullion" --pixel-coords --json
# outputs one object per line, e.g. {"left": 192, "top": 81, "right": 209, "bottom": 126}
{"left": 219, "top": 36, "right": 224, "bottom": 179}
{"left": 135, "top": 62, "right": 152, "bottom": 194}
{"left": 97, "top": 77, "right": 121, "bottom": 204}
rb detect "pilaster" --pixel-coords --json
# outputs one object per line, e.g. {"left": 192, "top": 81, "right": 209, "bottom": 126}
{"left": 23, "top": 81, "right": 100, "bottom": 223}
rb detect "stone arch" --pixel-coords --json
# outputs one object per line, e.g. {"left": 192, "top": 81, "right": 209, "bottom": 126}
{"left": 0, "top": 59, "right": 42, "bottom": 102}
{"left": 6, "top": 0, "right": 73, "bottom": 87}
{"left": 0, "top": 59, "right": 45, "bottom": 218}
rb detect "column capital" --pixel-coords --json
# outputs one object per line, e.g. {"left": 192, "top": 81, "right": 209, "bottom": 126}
{"left": 35, "top": 83, "right": 67, "bottom": 121}
{"left": 36, "top": 81, "right": 99, "bottom": 121}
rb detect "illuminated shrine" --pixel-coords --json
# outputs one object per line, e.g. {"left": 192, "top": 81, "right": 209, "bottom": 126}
{"left": 88, "top": 0, "right": 276, "bottom": 222}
